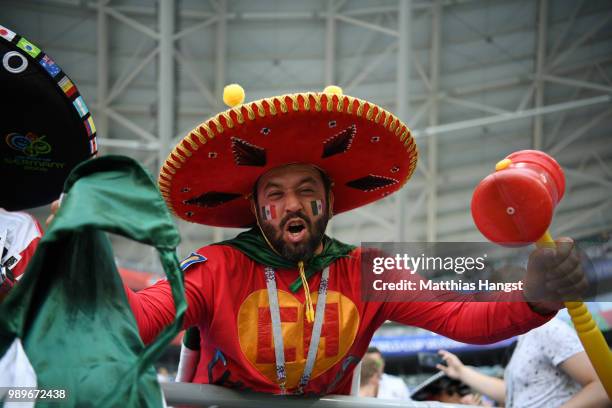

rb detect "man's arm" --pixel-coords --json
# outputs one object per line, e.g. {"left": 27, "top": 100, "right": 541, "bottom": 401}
{"left": 437, "top": 350, "right": 505, "bottom": 403}
{"left": 383, "top": 297, "right": 553, "bottom": 344}
{"left": 559, "top": 352, "right": 610, "bottom": 408}
{"left": 124, "top": 255, "right": 211, "bottom": 345}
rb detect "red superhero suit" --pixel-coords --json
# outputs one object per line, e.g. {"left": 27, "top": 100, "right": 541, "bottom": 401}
{"left": 126, "top": 244, "right": 551, "bottom": 395}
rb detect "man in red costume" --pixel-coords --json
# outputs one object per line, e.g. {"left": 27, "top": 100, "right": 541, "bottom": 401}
{"left": 124, "top": 85, "right": 587, "bottom": 396}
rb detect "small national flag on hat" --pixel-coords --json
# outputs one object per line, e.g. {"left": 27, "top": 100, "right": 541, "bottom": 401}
{"left": 0, "top": 25, "right": 16, "bottom": 41}
{"left": 16, "top": 37, "right": 41, "bottom": 58}
{"left": 310, "top": 200, "right": 323, "bottom": 216}
{"left": 39, "top": 54, "right": 61, "bottom": 77}
{"left": 58, "top": 76, "right": 77, "bottom": 98}
{"left": 89, "top": 138, "right": 98, "bottom": 155}
{"left": 73, "top": 96, "right": 89, "bottom": 117}
{"left": 261, "top": 205, "right": 277, "bottom": 221}
{"left": 84, "top": 116, "right": 96, "bottom": 137}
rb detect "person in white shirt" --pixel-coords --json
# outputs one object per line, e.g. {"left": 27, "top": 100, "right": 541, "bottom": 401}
{"left": 437, "top": 317, "right": 609, "bottom": 408}
{"left": 364, "top": 347, "right": 411, "bottom": 400}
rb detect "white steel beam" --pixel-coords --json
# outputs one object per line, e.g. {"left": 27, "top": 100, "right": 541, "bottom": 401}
{"left": 396, "top": 0, "right": 412, "bottom": 241}
{"left": 96, "top": 138, "right": 159, "bottom": 151}
{"left": 410, "top": 99, "right": 431, "bottom": 128}
{"left": 414, "top": 95, "right": 611, "bottom": 138}
{"left": 593, "top": 152, "right": 612, "bottom": 179}
{"left": 107, "top": 47, "right": 160, "bottom": 104}
{"left": 540, "top": 74, "right": 612, "bottom": 94}
{"left": 412, "top": 51, "right": 431, "bottom": 91}
{"left": 595, "top": 64, "right": 612, "bottom": 86}
{"left": 549, "top": 108, "right": 612, "bottom": 156}
{"left": 556, "top": 199, "right": 612, "bottom": 235}
{"left": 325, "top": 0, "right": 337, "bottom": 236}
{"left": 548, "top": 0, "right": 585, "bottom": 61}
{"left": 565, "top": 168, "right": 612, "bottom": 190}
{"left": 533, "top": 0, "right": 547, "bottom": 150}
{"left": 345, "top": 41, "right": 398, "bottom": 92}
{"left": 325, "top": 0, "right": 336, "bottom": 86}
{"left": 213, "top": 0, "right": 227, "bottom": 242}
{"left": 103, "top": 5, "right": 159, "bottom": 39}
{"left": 341, "top": 14, "right": 384, "bottom": 85}
{"left": 96, "top": 1, "right": 110, "bottom": 139}
{"left": 173, "top": 49, "right": 218, "bottom": 107}
{"left": 158, "top": 0, "right": 176, "bottom": 168}
{"left": 547, "top": 68, "right": 594, "bottom": 146}
{"left": 516, "top": 83, "right": 535, "bottom": 112}
{"left": 215, "top": 0, "right": 227, "bottom": 104}
{"left": 106, "top": 108, "right": 158, "bottom": 142}
{"left": 426, "top": 0, "right": 441, "bottom": 242}
{"left": 548, "top": 13, "right": 612, "bottom": 71}
{"left": 443, "top": 96, "right": 510, "bottom": 115}
{"left": 173, "top": 16, "right": 218, "bottom": 41}
{"left": 334, "top": 14, "right": 399, "bottom": 37}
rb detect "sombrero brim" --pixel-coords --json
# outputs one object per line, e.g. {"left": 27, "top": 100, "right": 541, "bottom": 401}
{"left": 159, "top": 92, "right": 418, "bottom": 227}
{"left": 409, "top": 371, "right": 446, "bottom": 400}
{"left": 0, "top": 25, "right": 97, "bottom": 211}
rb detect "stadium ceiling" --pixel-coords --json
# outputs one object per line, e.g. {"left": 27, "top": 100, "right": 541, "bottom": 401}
{"left": 5, "top": 0, "right": 612, "bottom": 273}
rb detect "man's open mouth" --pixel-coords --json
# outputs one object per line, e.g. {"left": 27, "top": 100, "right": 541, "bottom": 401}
{"left": 284, "top": 218, "right": 308, "bottom": 243}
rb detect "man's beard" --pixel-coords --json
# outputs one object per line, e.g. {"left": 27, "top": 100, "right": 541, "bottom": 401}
{"left": 260, "top": 211, "right": 329, "bottom": 263}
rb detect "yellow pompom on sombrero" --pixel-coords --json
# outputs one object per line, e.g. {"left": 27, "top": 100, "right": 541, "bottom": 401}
{"left": 159, "top": 85, "right": 418, "bottom": 228}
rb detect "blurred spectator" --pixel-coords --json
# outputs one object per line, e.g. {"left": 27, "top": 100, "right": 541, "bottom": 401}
{"left": 157, "top": 367, "right": 171, "bottom": 383}
{"left": 359, "top": 352, "right": 383, "bottom": 397}
{"left": 409, "top": 371, "right": 488, "bottom": 405}
{"left": 0, "top": 208, "right": 43, "bottom": 301}
{"left": 437, "top": 317, "right": 609, "bottom": 407}
{"left": 365, "top": 347, "right": 411, "bottom": 400}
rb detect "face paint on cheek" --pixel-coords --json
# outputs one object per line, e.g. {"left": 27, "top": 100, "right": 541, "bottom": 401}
{"left": 261, "top": 204, "right": 277, "bottom": 221}
{"left": 310, "top": 200, "right": 323, "bottom": 216}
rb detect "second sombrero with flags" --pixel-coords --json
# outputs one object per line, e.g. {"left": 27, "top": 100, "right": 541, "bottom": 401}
{"left": 0, "top": 24, "right": 97, "bottom": 211}
{"left": 159, "top": 84, "right": 418, "bottom": 228}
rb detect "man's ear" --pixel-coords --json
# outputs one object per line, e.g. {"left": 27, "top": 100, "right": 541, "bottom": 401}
{"left": 249, "top": 198, "right": 256, "bottom": 216}
{"left": 327, "top": 191, "right": 335, "bottom": 218}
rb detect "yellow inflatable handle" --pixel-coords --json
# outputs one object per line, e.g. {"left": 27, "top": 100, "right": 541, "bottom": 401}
{"left": 536, "top": 231, "right": 612, "bottom": 399}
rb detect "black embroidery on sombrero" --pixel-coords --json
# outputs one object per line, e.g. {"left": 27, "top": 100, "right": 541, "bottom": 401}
{"left": 322, "top": 124, "right": 356, "bottom": 159}
{"left": 231, "top": 137, "right": 266, "bottom": 166}
{"left": 346, "top": 174, "right": 398, "bottom": 192}
{"left": 184, "top": 192, "right": 242, "bottom": 208}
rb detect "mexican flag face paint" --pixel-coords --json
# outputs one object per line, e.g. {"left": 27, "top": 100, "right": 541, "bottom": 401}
{"left": 261, "top": 204, "right": 277, "bottom": 221}
{"left": 310, "top": 200, "right": 323, "bottom": 216}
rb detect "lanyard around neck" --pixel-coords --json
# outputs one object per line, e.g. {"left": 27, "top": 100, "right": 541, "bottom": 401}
{"left": 264, "top": 266, "right": 330, "bottom": 395}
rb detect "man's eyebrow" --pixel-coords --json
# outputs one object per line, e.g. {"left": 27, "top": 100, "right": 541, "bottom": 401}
{"left": 262, "top": 181, "right": 283, "bottom": 191}
{"left": 263, "top": 176, "right": 319, "bottom": 191}
{"left": 297, "top": 176, "right": 318, "bottom": 186}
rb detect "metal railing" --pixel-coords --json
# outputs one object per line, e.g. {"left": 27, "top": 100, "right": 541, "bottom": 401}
{"left": 161, "top": 383, "right": 478, "bottom": 408}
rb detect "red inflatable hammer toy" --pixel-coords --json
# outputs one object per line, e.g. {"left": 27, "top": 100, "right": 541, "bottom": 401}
{"left": 472, "top": 150, "right": 612, "bottom": 398}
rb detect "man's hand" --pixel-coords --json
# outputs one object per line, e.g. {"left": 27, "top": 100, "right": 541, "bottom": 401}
{"left": 437, "top": 350, "right": 466, "bottom": 380}
{"left": 523, "top": 237, "right": 589, "bottom": 314}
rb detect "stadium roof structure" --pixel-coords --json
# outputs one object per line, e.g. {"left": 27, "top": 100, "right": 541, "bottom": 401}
{"left": 4, "top": 0, "right": 612, "bottom": 272}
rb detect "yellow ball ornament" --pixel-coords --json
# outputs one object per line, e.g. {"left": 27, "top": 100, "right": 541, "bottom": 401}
{"left": 323, "top": 85, "right": 343, "bottom": 96}
{"left": 223, "top": 84, "right": 245, "bottom": 108}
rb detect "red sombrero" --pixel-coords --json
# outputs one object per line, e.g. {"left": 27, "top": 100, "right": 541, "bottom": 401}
{"left": 159, "top": 85, "right": 418, "bottom": 228}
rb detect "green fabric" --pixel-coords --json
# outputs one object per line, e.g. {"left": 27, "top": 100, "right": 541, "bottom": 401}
{"left": 0, "top": 155, "right": 185, "bottom": 408}
{"left": 219, "top": 227, "right": 355, "bottom": 293}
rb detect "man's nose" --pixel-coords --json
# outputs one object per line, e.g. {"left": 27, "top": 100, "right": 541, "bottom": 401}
{"left": 284, "top": 192, "right": 302, "bottom": 213}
